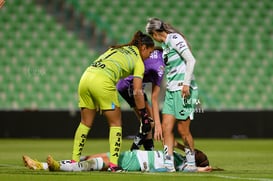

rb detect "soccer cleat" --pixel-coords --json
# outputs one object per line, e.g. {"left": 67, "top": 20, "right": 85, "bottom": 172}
{"left": 107, "top": 166, "right": 124, "bottom": 172}
{"left": 164, "top": 159, "right": 176, "bottom": 172}
{"left": 22, "top": 155, "right": 44, "bottom": 170}
{"left": 47, "top": 155, "right": 60, "bottom": 171}
{"left": 164, "top": 155, "right": 176, "bottom": 172}
{"left": 107, "top": 163, "right": 124, "bottom": 172}
{"left": 182, "top": 163, "right": 197, "bottom": 172}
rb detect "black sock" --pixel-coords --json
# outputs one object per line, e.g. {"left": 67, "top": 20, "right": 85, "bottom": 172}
{"left": 143, "top": 139, "right": 154, "bottom": 151}
{"left": 130, "top": 133, "right": 145, "bottom": 151}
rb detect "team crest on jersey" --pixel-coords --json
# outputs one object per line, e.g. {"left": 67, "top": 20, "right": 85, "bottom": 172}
{"left": 172, "top": 34, "right": 178, "bottom": 39}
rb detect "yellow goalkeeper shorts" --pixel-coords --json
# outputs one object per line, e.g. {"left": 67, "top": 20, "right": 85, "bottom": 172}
{"left": 78, "top": 68, "right": 120, "bottom": 110}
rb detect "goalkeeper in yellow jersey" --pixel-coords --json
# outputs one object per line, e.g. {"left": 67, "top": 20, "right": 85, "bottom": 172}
{"left": 72, "top": 31, "right": 155, "bottom": 172}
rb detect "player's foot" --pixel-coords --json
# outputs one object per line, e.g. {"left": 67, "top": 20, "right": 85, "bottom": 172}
{"left": 107, "top": 163, "right": 124, "bottom": 172}
{"left": 107, "top": 166, "right": 124, "bottom": 172}
{"left": 164, "top": 161, "right": 176, "bottom": 172}
{"left": 47, "top": 155, "right": 60, "bottom": 171}
{"left": 22, "top": 155, "right": 44, "bottom": 170}
{"left": 182, "top": 163, "right": 197, "bottom": 172}
{"left": 164, "top": 156, "right": 176, "bottom": 172}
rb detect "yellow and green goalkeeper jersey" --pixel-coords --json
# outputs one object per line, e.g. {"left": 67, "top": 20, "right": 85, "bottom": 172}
{"left": 88, "top": 46, "right": 144, "bottom": 84}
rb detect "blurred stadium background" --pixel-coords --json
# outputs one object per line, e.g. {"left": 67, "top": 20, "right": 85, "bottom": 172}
{"left": 0, "top": 0, "right": 272, "bottom": 138}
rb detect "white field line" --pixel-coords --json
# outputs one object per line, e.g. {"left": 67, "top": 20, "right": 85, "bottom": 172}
{"left": 126, "top": 172, "right": 273, "bottom": 181}
{"left": 214, "top": 174, "right": 273, "bottom": 181}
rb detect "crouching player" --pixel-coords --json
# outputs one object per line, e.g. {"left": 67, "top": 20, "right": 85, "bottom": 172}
{"left": 23, "top": 146, "right": 212, "bottom": 172}
{"left": 117, "top": 47, "right": 165, "bottom": 151}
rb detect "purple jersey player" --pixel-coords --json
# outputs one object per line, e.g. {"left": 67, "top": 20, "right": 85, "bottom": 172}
{"left": 117, "top": 48, "right": 165, "bottom": 150}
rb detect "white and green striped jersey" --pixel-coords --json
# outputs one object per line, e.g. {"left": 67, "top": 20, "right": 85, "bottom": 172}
{"left": 118, "top": 150, "right": 186, "bottom": 172}
{"left": 162, "top": 33, "right": 197, "bottom": 91}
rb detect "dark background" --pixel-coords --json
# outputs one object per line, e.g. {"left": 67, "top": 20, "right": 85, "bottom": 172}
{"left": 1, "top": 110, "right": 272, "bottom": 138}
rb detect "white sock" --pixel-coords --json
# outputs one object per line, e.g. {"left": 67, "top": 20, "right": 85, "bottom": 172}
{"left": 42, "top": 162, "right": 48, "bottom": 170}
{"left": 60, "top": 158, "right": 103, "bottom": 172}
{"left": 185, "top": 148, "right": 196, "bottom": 166}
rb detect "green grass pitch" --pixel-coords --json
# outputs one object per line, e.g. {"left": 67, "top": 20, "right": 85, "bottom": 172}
{"left": 0, "top": 138, "right": 273, "bottom": 181}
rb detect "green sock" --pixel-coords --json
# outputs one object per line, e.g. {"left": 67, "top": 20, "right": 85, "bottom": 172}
{"left": 72, "top": 123, "right": 90, "bottom": 161}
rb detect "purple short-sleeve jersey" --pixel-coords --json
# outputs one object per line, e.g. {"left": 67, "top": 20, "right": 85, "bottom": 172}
{"left": 117, "top": 50, "right": 164, "bottom": 92}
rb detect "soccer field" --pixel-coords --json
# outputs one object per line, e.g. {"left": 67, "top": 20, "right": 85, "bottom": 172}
{"left": 0, "top": 139, "right": 272, "bottom": 181}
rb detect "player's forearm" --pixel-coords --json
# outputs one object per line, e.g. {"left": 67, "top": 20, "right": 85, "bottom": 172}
{"left": 151, "top": 100, "right": 161, "bottom": 125}
{"left": 181, "top": 49, "right": 196, "bottom": 86}
{"left": 151, "top": 85, "right": 161, "bottom": 125}
{"left": 133, "top": 78, "right": 146, "bottom": 109}
{"left": 134, "top": 91, "right": 146, "bottom": 109}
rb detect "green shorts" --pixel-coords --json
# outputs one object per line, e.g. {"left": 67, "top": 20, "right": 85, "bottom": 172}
{"left": 78, "top": 68, "right": 120, "bottom": 110}
{"left": 162, "top": 88, "right": 198, "bottom": 120}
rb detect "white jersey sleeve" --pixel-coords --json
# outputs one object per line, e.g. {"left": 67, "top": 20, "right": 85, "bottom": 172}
{"left": 168, "top": 33, "right": 196, "bottom": 86}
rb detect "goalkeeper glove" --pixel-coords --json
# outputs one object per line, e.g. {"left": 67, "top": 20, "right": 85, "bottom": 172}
{"left": 138, "top": 108, "right": 152, "bottom": 134}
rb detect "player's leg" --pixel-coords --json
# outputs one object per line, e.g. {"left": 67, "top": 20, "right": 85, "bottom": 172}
{"left": 177, "top": 119, "right": 197, "bottom": 172}
{"left": 72, "top": 108, "right": 96, "bottom": 161}
{"left": 130, "top": 97, "right": 154, "bottom": 151}
{"left": 47, "top": 155, "right": 104, "bottom": 172}
{"left": 176, "top": 87, "right": 199, "bottom": 172}
{"left": 143, "top": 132, "right": 154, "bottom": 150}
{"left": 161, "top": 91, "right": 177, "bottom": 172}
{"left": 142, "top": 99, "right": 154, "bottom": 150}
{"left": 103, "top": 107, "right": 123, "bottom": 172}
{"left": 72, "top": 73, "right": 97, "bottom": 162}
{"left": 130, "top": 121, "right": 154, "bottom": 151}
{"left": 161, "top": 114, "right": 176, "bottom": 172}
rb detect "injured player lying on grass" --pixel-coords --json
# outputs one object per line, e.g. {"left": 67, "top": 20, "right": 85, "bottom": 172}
{"left": 23, "top": 144, "right": 212, "bottom": 172}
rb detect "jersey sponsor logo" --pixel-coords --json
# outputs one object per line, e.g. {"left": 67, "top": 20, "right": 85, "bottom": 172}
{"left": 172, "top": 35, "right": 178, "bottom": 39}
{"left": 91, "top": 60, "right": 106, "bottom": 69}
{"left": 78, "top": 134, "right": 87, "bottom": 155}
{"left": 179, "top": 109, "right": 185, "bottom": 116}
{"left": 126, "top": 46, "right": 137, "bottom": 56}
{"left": 176, "top": 42, "right": 186, "bottom": 50}
{"left": 112, "top": 132, "right": 122, "bottom": 158}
